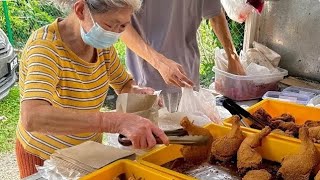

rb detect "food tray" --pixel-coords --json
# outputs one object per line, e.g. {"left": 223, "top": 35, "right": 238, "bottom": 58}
{"left": 283, "top": 86, "right": 320, "bottom": 99}
{"left": 138, "top": 124, "right": 307, "bottom": 180}
{"left": 81, "top": 159, "right": 177, "bottom": 180}
{"left": 223, "top": 99, "right": 320, "bottom": 143}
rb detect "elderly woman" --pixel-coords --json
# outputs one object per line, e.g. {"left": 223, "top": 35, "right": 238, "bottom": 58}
{"left": 15, "top": 0, "right": 168, "bottom": 178}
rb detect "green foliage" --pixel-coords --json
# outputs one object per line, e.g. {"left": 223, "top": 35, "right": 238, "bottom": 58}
{"left": 0, "top": 86, "right": 20, "bottom": 152}
{"left": 0, "top": 0, "right": 64, "bottom": 48}
{"left": 114, "top": 40, "right": 126, "bottom": 66}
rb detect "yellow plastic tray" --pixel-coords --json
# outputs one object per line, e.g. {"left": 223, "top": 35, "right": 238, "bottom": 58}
{"left": 223, "top": 99, "right": 320, "bottom": 144}
{"left": 81, "top": 159, "right": 178, "bottom": 180}
{"left": 138, "top": 124, "right": 306, "bottom": 179}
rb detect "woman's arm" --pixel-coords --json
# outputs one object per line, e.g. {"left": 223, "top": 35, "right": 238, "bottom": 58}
{"left": 21, "top": 99, "right": 168, "bottom": 149}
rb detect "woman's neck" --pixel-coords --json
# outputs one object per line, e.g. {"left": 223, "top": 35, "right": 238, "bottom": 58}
{"left": 58, "top": 14, "right": 96, "bottom": 63}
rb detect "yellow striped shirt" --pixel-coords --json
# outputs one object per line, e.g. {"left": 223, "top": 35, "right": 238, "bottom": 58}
{"left": 16, "top": 19, "right": 132, "bottom": 160}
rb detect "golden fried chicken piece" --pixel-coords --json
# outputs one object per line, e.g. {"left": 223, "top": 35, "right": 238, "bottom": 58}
{"left": 271, "top": 129, "right": 294, "bottom": 137}
{"left": 315, "top": 170, "right": 320, "bottom": 180}
{"left": 252, "top": 108, "right": 272, "bottom": 124}
{"left": 211, "top": 115, "right": 244, "bottom": 161}
{"left": 242, "top": 169, "right": 272, "bottom": 180}
{"left": 305, "top": 120, "right": 320, "bottom": 128}
{"left": 308, "top": 126, "right": 320, "bottom": 143}
{"left": 271, "top": 113, "right": 295, "bottom": 123}
{"left": 237, "top": 127, "right": 271, "bottom": 174}
{"left": 278, "top": 127, "right": 320, "bottom": 180}
{"left": 180, "top": 117, "right": 214, "bottom": 163}
{"left": 272, "top": 120, "right": 300, "bottom": 137}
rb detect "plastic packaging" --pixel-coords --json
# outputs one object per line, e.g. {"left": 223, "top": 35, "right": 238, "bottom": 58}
{"left": 252, "top": 41, "right": 281, "bottom": 67}
{"left": 36, "top": 159, "right": 82, "bottom": 180}
{"left": 221, "top": 0, "right": 256, "bottom": 23}
{"left": 308, "top": 95, "right": 320, "bottom": 108}
{"left": 262, "top": 91, "right": 311, "bottom": 105}
{"left": 214, "top": 67, "right": 288, "bottom": 101}
{"left": 178, "top": 88, "right": 221, "bottom": 124}
{"left": 283, "top": 86, "right": 320, "bottom": 99}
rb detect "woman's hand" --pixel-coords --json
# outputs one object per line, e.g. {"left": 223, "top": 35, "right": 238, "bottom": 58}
{"left": 102, "top": 113, "right": 169, "bottom": 149}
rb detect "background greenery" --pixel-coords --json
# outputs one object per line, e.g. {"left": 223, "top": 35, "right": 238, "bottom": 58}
{"left": 0, "top": 0, "right": 244, "bottom": 152}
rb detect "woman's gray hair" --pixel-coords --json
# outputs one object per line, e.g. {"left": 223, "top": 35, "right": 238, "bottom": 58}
{"left": 52, "top": 0, "right": 142, "bottom": 13}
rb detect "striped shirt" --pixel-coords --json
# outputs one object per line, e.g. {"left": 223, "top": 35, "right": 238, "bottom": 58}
{"left": 16, "top": 19, "right": 132, "bottom": 160}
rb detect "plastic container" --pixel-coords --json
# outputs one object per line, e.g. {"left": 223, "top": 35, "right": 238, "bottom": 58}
{"left": 308, "top": 94, "right": 320, "bottom": 108}
{"left": 138, "top": 123, "right": 318, "bottom": 180}
{"left": 223, "top": 99, "right": 320, "bottom": 143}
{"left": 262, "top": 91, "right": 311, "bottom": 105}
{"left": 283, "top": 86, "right": 320, "bottom": 99}
{"left": 213, "top": 67, "right": 288, "bottom": 101}
{"left": 81, "top": 159, "right": 178, "bottom": 180}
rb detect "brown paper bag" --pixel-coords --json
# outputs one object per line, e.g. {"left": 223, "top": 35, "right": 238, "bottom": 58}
{"left": 116, "top": 93, "right": 160, "bottom": 123}
{"left": 54, "top": 141, "right": 135, "bottom": 170}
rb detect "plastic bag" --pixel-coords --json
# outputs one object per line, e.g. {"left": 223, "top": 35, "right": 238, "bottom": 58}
{"left": 214, "top": 48, "right": 229, "bottom": 72}
{"left": 36, "top": 159, "right": 82, "bottom": 180}
{"left": 221, "top": 0, "right": 256, "bottom": 23}
{"left": 178, "top": 88, "right": 221, "bottom": 124}
{"left": 253, "top": 41, "right": 281, "bottom": 67}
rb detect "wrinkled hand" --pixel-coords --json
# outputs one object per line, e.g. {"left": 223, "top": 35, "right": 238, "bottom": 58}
{"left": 157, "top": 58, "right": 194, "bottom": 88}
{"left": 108, "top": 113, "right": 169, "bottom": 149}
{"left": 227, "top": 54, "right": 246, "bottom": 75}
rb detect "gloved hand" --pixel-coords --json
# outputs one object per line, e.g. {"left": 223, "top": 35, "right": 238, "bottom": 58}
{"left": 157, "top": 57, "right": 194, "bottom": 88}
{"left": 227, "top": 54, "right": 246, "bottom": 75}
{"left": 103, "top": 112, "right": 169, "bottom": 149}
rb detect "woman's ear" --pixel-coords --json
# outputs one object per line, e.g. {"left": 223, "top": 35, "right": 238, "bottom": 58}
{"left": 74, "top": 0, "right": 86, "bottom": 20}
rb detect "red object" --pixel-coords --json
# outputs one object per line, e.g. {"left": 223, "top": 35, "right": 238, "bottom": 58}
{"left": 15, "top": 139, "right": 44, "bottom": 179}
{"left": 247, "top": 0, "right": 265, "bottom": 13}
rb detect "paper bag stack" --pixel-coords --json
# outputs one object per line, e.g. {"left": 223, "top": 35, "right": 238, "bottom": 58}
{"left": 50, "top": 141, "right": 135, "bottom": 176}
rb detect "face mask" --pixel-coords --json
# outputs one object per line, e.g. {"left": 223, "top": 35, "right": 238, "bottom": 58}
{"left": 80, "top": 10, "right": 121, "bottom": 49}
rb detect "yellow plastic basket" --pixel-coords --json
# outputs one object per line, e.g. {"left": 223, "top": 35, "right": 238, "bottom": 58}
{"left": 81, "top": 159, "right": 178, "bottom": 180}
{"left": 223, "top": 99, "right": 320, "bottom": 144}
{"left": 138, "top": 123, "right": 310, "bottom": 179}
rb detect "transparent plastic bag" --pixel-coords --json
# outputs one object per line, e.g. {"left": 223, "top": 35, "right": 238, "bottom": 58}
{"left": 221, "top": 0, "right": 256, "bottom": 23}
{"left": 36, "top": 159, "right": 83, "bottom": 180}
{"left": 178, "top": 88, "right": 221, "bottom": 124}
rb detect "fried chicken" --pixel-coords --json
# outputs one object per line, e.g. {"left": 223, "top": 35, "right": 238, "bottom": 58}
{"left": 271, "top": 129, "right": 294, "bottom": 137}
{"left": 271, "top": 113, "right": 295, "bottom": 123}
{"left": 210, "top": 115, "right": 245, "bottom": 161}
{"left": 237, "top": 127, "right": 271, "bottom": 174}
{"left": 305, "top": 120, "right": 320, "bottom": 128}
{"left": 308, "top": 126, "right": 320, "bottom": 143}
{"left": 180, "top": 117, "right": 214, "bottom": 163}
{"left": 252, "top": 108, "right": 272, "bottom": 124}
{"left": 278, "top": 127, "right": 320, "bottom": 180}
{"left": 315, "top": 170, "right": 320, "bottom": 180}
{"left": 242, "top": 169, "right": 272, "bottom": 180}
{"left": 272, "top": 120, "right": 300, "bottom": 137}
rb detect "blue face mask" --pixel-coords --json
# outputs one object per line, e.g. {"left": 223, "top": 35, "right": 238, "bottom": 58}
{"left": 80, "top": 10, "right": 121, "bottom": 49}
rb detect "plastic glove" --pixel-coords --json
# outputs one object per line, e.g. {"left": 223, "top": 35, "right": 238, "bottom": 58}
{"left": 157, "top": 58, "right": 194, "bottom": 88}
{"left": 103, "top": 113, "right": 169, "bottom": 149}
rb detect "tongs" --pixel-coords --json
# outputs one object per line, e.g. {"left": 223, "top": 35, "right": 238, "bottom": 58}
{"left": 118, "top": 129, "right": 210, "bottom": 146}
{"left": 222, "top": 98, "right": 270, "bottom": 129}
